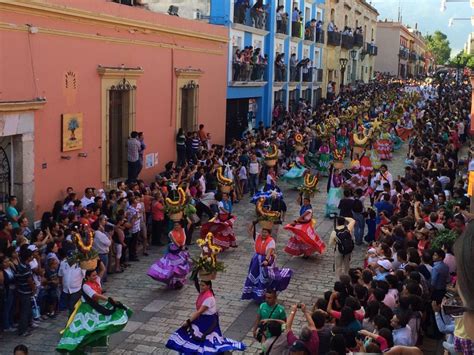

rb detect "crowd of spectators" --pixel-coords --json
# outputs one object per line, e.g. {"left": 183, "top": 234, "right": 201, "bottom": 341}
{"left": 233, "top": 47, "right": 268, "bottom": 82}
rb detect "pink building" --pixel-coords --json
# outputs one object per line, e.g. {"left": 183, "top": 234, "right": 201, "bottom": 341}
{"left": 0, "top": 0, "right": 228, "bottom": 220}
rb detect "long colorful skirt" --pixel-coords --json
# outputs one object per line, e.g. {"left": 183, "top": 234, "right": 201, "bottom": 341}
{"left": 325, "top": 187, "right": 343, "bottom": 217}
{"left": 200, "top": 217, "right": 237, "bottom": 250}
{"left": 318, "top": 153, "right": 331, "bottom": 176}
{"left": 166, "top": 314, "right": 246, "bottom": 354}
{"left": 280, "top": 165, "right": 306, "bottom": 187}
{"left": 396, "top": 127, "right": 413, "bottom": 141}
{"left": 391, "top": 134, "right": 403, "bottom": 150}
{"left": 374, "top": 139, "right": 392, "bottom": 160}
{"left": 147, "top": 244, "right": 191, "bottom": 288}
{"left": 284, "top": 221, "right": 326, "bottom": 256}
{"left": 241, "top": 254, "right": 293, "bottom": 301}
{"left": 56, "top": 301, "right": 132, "bottom": 353}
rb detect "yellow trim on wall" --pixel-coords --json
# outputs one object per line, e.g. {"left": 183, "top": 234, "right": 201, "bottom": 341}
{"left": 98, "top": 69, "right": 143, "bottom": 183}
{"left": 0, "top": 0, "right": 228, "bottom": 44}
{"left": 0, "top": 100, "right": 46, "bottom": 112}
{"left": 0, "top": 22, "right": 224, "bottom": 56}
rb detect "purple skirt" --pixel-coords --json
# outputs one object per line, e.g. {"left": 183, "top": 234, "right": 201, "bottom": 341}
{"left": 242, "top": 253, "right": 292, "bottom": 302}
{"left": 147, "top": 244, "right": 191, "bottom": 288}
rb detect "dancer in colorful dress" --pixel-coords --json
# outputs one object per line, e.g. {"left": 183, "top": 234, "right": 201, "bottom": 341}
{"left": 374, "top": 130, "right": 393, "bottom": 160}
{"left": 325, "top": 165, "right": 343, "bottom": 217}
{"left": 200, "top": 192, "right": 237, "bottom": 250}
{"left": 166, "top": 279, "right": 246, "bottom": 354}
{"left": 284, "top": 197, "right": 326, "bottom": 257}
{"left": 281, "top": 151, "right": 307, "bottom": 187}
{"left": 147, "top": 221, "right": 191, "bottom": 289}
{"left": 317, "top": 141, "right": 331, "bottom": 176}
{"left": 242, "top": 224, "right": 293, "bottom": 301}
{"left": 57, "top": 263, "right": 132, "bottom": 353}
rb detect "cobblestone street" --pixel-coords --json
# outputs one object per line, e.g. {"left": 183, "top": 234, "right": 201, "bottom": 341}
{"left": 1, "top": 145, "right": 416, "bottom": 354}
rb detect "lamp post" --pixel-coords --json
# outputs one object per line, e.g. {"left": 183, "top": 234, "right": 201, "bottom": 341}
{"left": 339, "top": 57, "right": 348, "bottom": 92}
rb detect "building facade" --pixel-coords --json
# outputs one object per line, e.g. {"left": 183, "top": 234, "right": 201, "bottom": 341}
{"left": 210, "top": 0, "right": 325, "bottom": 141}
{"left": 322, "top": 0, "right": 378, "bottom": 97}
{"left": 464, "top": 33, "right": 474, "bottom": 55}
{"left": 0, "top": 0, "right": 228, "bottom": 219}
{"left": 375, "top": 21, "right": 429, "bottom": 78}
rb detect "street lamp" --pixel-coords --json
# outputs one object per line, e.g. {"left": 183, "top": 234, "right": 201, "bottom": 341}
{"left": 350, "top": 50, "right": 357, "bottom": 83}
{"left": 339, "top": 57, "right": 349, "bottom": 91}
{"left": 448, "top": 17, "right": 471, "bottom": 27}
{"left": 440, "top": 0, "right": 469, "bottom": 12}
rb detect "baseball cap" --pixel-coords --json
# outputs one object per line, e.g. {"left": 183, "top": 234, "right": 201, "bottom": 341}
{"left": 377, "top": 259, "right": 392, "bottom": 271}
{"left": 27, "top": 244, "right": 38, "bottom": 252}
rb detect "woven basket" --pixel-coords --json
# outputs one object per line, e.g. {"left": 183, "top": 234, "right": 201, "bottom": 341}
{"left": 220, "top": 184, "right": 232, "bottom": 193}
{"left": 265, "top": 159, "right": 277, "bottom": 167}
{"left": 295, "top": 143, "right": 304, "bottom": 152}
{"left": 198, "top": 270, "right": 217, "bottom": 281}
{"left": 353, "top": 146, "right": 364, "bottom": 156}
{"left": 169, "top": 211, "right": 183, "bottom": 221}
{"left": 259, "top": 220, "right": 274, "bottom": 230}
{"left": 80, "top": 257, "right": 98, "bottom": 271}
{"left": 333, "top": 160, "right": 344, "bottom": 169}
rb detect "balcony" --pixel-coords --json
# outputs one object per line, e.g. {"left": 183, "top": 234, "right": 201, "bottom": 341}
{"left": 233, "top": 4, "right": 269, "bottom": 35}
{"left": 302, "top": 68, "right": 313, "bottom": 82}
{"left": 354, "top": 33, "right": 364, "bottom": 47}
{"left": 409, "top": 51, "right": 417, "bottom": 62}
{"left": 327, "top": 31, "right": 341, "bottom": 46}
{"left": 304, "top": 27, "right": 316, "bottom": 42}
{"left": 276, "top": 18, "right": 289, "bottom": 36}
{"left": 231, "top": 61, "right": 268, "bottom": 87}
{"left": 291, "top": 21, "right": 303, "bottom": 39}
{"left": 316, "top": 30, "right": 324, "bottom": 44}
{"left": 274, "top": 63, "right": 287, "bottom": 82}
{"left": 341, "top": 34, "right": 354, "bottom": 49}
{"left": 314, "top": 68, "right": 323, "bottom": 83}
{"left": 399, "top": 48, "right": 409, "bottom": 60}
{"left": 366, "top": 43, "right": 377, "bottom": 56}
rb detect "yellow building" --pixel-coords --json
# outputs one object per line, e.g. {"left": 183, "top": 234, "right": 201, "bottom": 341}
{"left": 322, "top": 0, "right": 379, "bottom": 96}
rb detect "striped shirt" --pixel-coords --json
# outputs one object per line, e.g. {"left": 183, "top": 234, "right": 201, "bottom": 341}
{"left": 191, "top": 137, "right": 200, "bottom": 151}
{"left": 127, "top": 138, "right": 141, "bottom": 162}
{"left": 15, "top": 262, "right": 33, "bottom": 295}
{"left": 127, "top": 205, "right": 141, "bottom": 234}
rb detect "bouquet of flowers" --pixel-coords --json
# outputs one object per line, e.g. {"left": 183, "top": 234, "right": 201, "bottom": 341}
{"left": 165, "top": 186, "right": 187, "bottom": 221}
{"left": 191, "top": 233, "right": 225, "bottom": 281}
{"left": 255, "top": 197, "right": 280, "bottom": 229}
{"left": 264, "top": 143, "right": 279, "bottom": 167}
{"left": 298, "top": 173, "right": 319, "bottom": 198}
{"left": 68, "top": 228, "right": 99, "bottom": 270}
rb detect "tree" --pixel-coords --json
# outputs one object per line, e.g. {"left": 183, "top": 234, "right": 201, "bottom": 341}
{"left": 425, "top": 31, "right": 451, "bottom": 65}
{"left": 449, "top": 51, "right": 474, "bottom": 70}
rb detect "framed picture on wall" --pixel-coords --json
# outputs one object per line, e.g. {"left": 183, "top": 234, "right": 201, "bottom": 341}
{"left": 61, "top": 113, "right": 83, "bottom": 152}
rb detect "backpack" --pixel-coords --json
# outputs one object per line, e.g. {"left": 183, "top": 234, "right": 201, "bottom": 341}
{"left": 335, "top": 228, "right": 354, "bottom": 256}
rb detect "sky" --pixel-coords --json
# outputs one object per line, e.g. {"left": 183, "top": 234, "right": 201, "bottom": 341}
{"left": 371, "top": 0, "right": 472, "bottom": 56}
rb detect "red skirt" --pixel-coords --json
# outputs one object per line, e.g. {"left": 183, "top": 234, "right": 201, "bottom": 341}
{"left": 200, "top": 216, "right": 237, "bottom": 250}
{"left": 284, "top": 221, "right": 326, "bottom": 256}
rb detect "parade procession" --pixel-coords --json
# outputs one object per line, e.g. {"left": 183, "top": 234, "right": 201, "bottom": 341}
{"left": 1, "top": 0, "right": 474, "bottom": 354}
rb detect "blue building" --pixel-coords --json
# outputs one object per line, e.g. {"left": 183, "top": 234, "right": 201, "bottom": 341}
{"left": 210, "top": 0, "right": 325, "bottom": 142}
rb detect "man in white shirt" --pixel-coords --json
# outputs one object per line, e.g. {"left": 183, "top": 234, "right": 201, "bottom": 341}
{"left": 80, "top": 187, "right": 95, "bottom": 208}
{"left": 58, "top": 258, "right": 86, "bottom": 315}
{"left": 391, "top": 313, "right": 414, "bottom": 346}
{"left": 93, "top": 215, "right": 112, "bottom": 281}
{"left": 373, "top": 164, "right": 393, "bottom": 195}
{"left": 248, "top": 154, "right": 260, "bottom": 196}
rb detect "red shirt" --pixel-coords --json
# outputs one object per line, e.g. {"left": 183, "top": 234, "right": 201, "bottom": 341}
{"left": 152, "top": 201, "right": 165, "bottom": 221}
{"left": 0, "top": 230, "right": 12, "bottom": 243}
{"left": 287, "top": 330, "right": 319, "bottom": 355}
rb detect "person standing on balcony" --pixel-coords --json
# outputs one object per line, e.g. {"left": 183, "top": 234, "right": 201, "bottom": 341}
{"left": 292, "top": 6, "right": 300, "bottom": 37}
{"left": 233, "top": 49, "right": 242, "bottom": 81}
{"left": 276, "top": 5, "right": 284, "bottom": 33}
{"left": 234, "top": 0, "right": 249, "bottom": 25}
{"left": 327, "top": 20, "right": 335, "bottom": 32}
{"left": 290, "top": 53, "right": 297, "bottom": 82}
{"left": 251, "top": 0, "right": 264, "bottom": 29}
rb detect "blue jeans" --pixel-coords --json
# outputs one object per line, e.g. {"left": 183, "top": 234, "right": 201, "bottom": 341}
{"left": 353, "top": 212, "right": 365, "bottom": 244}
{"left": 248, "top": 173, "right": 259, "bottom": 195}
{"left": 3, "top": 289, "right": 14, "bottom": 329}
{"left": 99, "top": 253, "right": 109, "bottom": 282}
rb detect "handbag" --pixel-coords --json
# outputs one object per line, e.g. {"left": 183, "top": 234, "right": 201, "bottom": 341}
{"left": 256, "top": 305, "right": 278, "bottom": 342}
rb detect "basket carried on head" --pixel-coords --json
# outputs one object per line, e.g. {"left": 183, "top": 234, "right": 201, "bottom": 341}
{"left": 198, "top": 270, "right": 217, "bottom": 281}
{"left": 333, "top": 160, "right": 344, "bottom": 169}
{"left": 353, "top": 146, "right": 364, "bottom": 156}
{"left": 259, "top": 220, "right": 274, "bottom": 230}
{"left": 80, "top": 257, "right": 98, "bottom": 271}
{"left": 295, "top": 143, "right": 304, "bottom": 152}
{"left": 265, "top": 159, "right": 277, "bottom": 167}
{"left": 219, "top": 184, "right": 232, "bottom": 193}
{"left": 169, "top": 211, "right": 183, "bottom": 221}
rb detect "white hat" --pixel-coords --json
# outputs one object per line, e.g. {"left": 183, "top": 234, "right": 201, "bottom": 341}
{"left": 27, "top": 244, "right": 38, "bottom": 252}
{"left": 377, "top": 259, "right": 392, "bottom": 271}
{"left": 368, "top": 248, "right": 377, "bottom": 254}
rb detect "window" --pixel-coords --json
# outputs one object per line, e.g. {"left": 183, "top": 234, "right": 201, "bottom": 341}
{"left": 305, "top": 7, "right": 311, "bottom": 22}
{"left": 180, "top": 81, "right": 199, "bottom": 133}
{"left": 330, "top": 9, "right": 335, "bottom": 22}
{"left": 344, "top": 15, "right": 348, "bottom": 27}
{"left": 314, "top": 49, "right": 320, "bottom": 67}
{"left": 253, "top": 39, "right": 263, "bottom": 50}
{"left": 303, "top": 48, "right": 309, "bottom": 58}
{"left": 371, "top": 28, "right": 374, "bottom": 41}
{"left": 108, "top": 82, "right": 135, "bottom": 180}
{"left": 317, "top": 9, "right": 322, "bottom": 22}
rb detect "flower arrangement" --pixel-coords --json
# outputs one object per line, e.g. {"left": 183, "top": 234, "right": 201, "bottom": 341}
{"left": 431, "top": 229, "right": 458, "bottom": 250}
{"left": 294, "top": 133, "right": 305, "bottom": 152}
{"left": 256, "top": 197, "right": 280, "bottom": 229}
{"left": 191, "top": 233, "right": 225, "bottom": 281}
{"left": 333, "top": 148, "right": 346, "bottom": 161}
{"left": 298, "top": 174, "right": 319, "bottom": 198}
{"left": 165, "top": 186, "right": 187, "bottom": 220}
{"left": 264, "top": 144, "right": 279, "bottom": 166}
{"left": 217, "top": 166, "right": 233, "bottom": 192}
{"left": 68, "top": 230, "right": 99, "bottom": 270}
